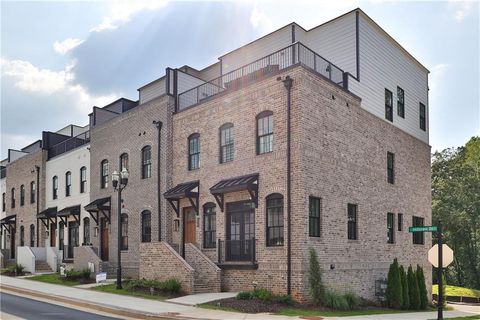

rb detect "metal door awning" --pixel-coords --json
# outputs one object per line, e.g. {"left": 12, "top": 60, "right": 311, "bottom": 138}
{"left": 37, "top": 207, "right": 57, "bottom": 228}
{"left": 84, "top": 196, "right": 111, "bottom": 225}
{"left": 210, "top": 173, "right": 259, "bottom": 212}
{"left": 57, "top": 205, "right": 81, "bottom": 224}
{"left": 0, "top": 214, "right": 16, "bottom": 233}
{"left": 164, "top": 180, "right": 199, "bottom": 216}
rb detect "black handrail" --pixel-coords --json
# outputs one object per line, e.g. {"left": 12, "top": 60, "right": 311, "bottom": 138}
{"left": 48, "top": 131, "right": 90, "bottom": 159}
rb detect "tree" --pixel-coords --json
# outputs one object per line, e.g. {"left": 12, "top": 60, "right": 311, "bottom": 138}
{"left": 308, "top": 248, "right": 325, "bottom": 305}
{"left": 386, "top": 258, "right": 403, "bottom": 309}
{"left": 416, "top": 265, "right": 428, "bottom": 309}
{"left": 399, "top": 265, "right": 410, "bottom": 309}
{"left": 407, "top": 265, "right": 420, "bottom": 309}
{"left": 432, "top": 136, "right": 480, "bottom": 289}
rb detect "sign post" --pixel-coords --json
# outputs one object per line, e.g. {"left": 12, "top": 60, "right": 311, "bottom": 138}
{"left": 437, "top": 220, "right": 443, "bottom": 320}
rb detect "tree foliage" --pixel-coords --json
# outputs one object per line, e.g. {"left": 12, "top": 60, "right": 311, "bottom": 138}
{"left": 399, "top": 265, "right": 410, "bottom": 309}
{"left": 386, "top": 258, "right": 403, "bottom": 309}
{"left": 308, "top": 247, "right": 326, "bottom": 305}
{"left": 432, "top": 136, "right": 480, "bottom": 289}
{"left": 416, "top": 265, "right": 428, "bottom": 310}
{"left": 407, "top": 265, "right": 420, "bottom": 309}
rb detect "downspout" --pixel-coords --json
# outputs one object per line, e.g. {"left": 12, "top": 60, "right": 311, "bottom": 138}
{"left": 153, "top": 121, "right": 163, "bottom": 242}
{"left": 35, "top": 165, "right": 40, "bottom": 247}
{"left": 282, "top": 76, "right": 293, "bottom": 295}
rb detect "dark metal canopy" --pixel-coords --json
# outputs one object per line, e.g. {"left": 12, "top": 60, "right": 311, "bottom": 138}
{"left": 84, "top": 196, "right": 111, "bottom": 225}
{"left": 37, "top": 207, "right": 57, "bottom": 228}
{"left": 164, "top": 180, "right": 199, "bottom": 217}
{"left": 210, "top": 173, "right": 259, "bottom": 212}
{"left": 57, "top": 205, "right": 81, "bottom": 224}
{"left": 0, "top": 214, "right": 16, "bottom": 233}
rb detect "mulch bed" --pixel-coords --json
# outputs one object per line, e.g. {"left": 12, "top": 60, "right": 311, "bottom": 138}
{"left": 207, "top": 297, "right": 292, "bottom": 313}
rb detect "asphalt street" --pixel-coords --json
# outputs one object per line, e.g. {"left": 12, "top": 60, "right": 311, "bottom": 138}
{"left": 0, "top": 292, "right": 123, "bottom": 320}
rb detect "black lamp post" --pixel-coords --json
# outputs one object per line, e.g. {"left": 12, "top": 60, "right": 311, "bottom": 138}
{"left": 112, "top": 167, "right": 129, "bottom": 289}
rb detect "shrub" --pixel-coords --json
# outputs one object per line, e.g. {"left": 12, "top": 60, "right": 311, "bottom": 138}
{"left": 237, "top": 291, "right": 253, "bottom": 300}
{"left": 416, "top": 265, "right": 428, "bottom": 310}
{"left": 14, "top": 264, "right": 25, "bottom": 275}
{"left": 160, "top": 278, "right": 181, "bottom": 294}
{"left": 253, "top": 288, "right": 272, "bottom": 302}
{"left": 308, "top": 248, "right": 326, "bottom": 306}
{"left": 273, "top": 294, "right": 294, "bottom": 306}
{"left": 386, "top": 258, "right": 403, "bottom": 309}
{"left": 324, "top": 290, "right": 349, "bottom": 310}
{"left": 407, "top": 265, "right": 420, "bottom": 309}
{"left": 124, "top": 278, "right": 181, "bottom": 294}
{"left": 344, "top": 292, "right": 362, "bottom": 309}
{"left": 1, "top": 264, "right": 25, "bottom": 276}
{"left": 399, "top": 265, "right": 410, "bottom": 310}
{"left": 80, "top": 268, "right": 91, "bottom": 280}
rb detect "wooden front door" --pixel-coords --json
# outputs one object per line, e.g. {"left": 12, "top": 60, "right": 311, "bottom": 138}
{"left": 50, "top": 223, "right": 56, "bottom": 247}
{"left": 100, "top": 218, "right": 109, "bottom": 261}
{"left": 184, "top": 208, "right": 196, "bottom": 244}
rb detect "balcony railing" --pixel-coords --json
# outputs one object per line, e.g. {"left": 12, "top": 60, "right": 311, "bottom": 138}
{"left": 48, "top": 131, "right": 90, "bottom": 159}
{"left": 218, "top": 238, "right": 257, "bottom": 264}
{"left": 0, "top": 167, "right": 5, "bottom": 179}
{"left": 178, "top": 42, "right": 346, "bottom": 111}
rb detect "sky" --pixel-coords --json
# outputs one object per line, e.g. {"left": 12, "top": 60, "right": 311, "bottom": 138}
{"left": 1, "top": 0, "right": 479, "bottom": 159}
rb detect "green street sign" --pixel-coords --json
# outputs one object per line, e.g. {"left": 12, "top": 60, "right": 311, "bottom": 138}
{"left": 409, "top": 226, "right": 438, "bottom": 233}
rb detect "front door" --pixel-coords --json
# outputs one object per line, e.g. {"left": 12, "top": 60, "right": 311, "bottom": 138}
{"left": 226, "top": 201, "right": 255, "bottom": 261}
{"left": 50, "top": 223, "right": 56, "bottom": 247}
{"left": 59, "top": 222, "right": 64, "bottom": 258}
{"left": 10, "top": 228, "right": 15, "bottom": 259}
{"left": 184, "top": 208, "right": 196, "bottom": 244}
{"left": 67, "top": 221, "right": 79, "bottom": 259}
{"left": 100, "top": 218, "right": 109, "bottom": 261}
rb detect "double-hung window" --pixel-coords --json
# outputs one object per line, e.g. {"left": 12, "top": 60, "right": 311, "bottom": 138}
{"left": 141, "top": 211, "right": 151, "bottom": 243}
{"left": 413, "top": 216, "right": 425, "bottom": 244}
{"left": 80, "top": 167, "right": 87, "bottom": 193}
{"left": 65, "top": 172, "right": 71, "bottom": 197}
{"left": 30, "top": 181, "right": 36, "bottom": 203}
{"left": 387, "top": 152, "right": 395, "bottom": 184}
{"left": 101, "top": 160, "right": 109, "bottom": 189}
{"left": 397, "top": 87, "right": 405, "bottom": 118}
{"left": 188, "top": 134, "right": 200, "bottom": 170}
{"left": 20, "top": 185, "right": 25, "bottom": 206}
{"left": 203, "top": 204, "right": 216, "bottom": 248}
{"left": 52, "top": 176, "right": 58, "bottom": 199}
{"left": 419, "top": 103, "right": 426, "bottom": 131}
{"left": 220, "top": 123, "right": 234, "bottom": 163}
{"left": 309, "top": 197, "right": 321, "bottom": 237}
{"left": 142, "top": 146, "right": 152, "bottom": 179}
{"left": 347, "top": 204, "right": 358, "bottom": 240}
{"left": 257, "top": 111, "right": 274, "bottom": 154}
{"left": 266, "top": 194, "right": 284, "bottom": 246}
{"left": 385, "top": 89, "right": 393, "bottom": 122}
{"left": 387, "top": 212, "right": 394, "bottom": 243}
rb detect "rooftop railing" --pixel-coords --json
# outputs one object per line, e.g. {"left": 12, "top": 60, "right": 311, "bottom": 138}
{"left": 178, "top": 42, "right": 346, "bottom": 111}
{"left": 0, "top": 167, "right": 5, "bottom": 179}
{"left": 48, "top": 131, "right": 90, "bottom": 159}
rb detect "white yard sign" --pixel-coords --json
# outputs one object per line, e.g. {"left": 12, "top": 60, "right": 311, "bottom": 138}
{"left": 96, "top": 272, "right": 107, "bottom": 284}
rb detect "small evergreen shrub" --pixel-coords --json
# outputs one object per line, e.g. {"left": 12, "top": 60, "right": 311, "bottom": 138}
{"left": 161, "top": 278, "right": 181, "bottom": 294}
{"left": 273, "top": 294, "right": 294, "bottom": 305}
{"left": 407, "top": 265, "right": 420, "bottom": 309}
{"left": 386, "top": 258, "right": 403, "bottom": 309}
{"left": 399, "top": 265, "right": 410, "bottom": 310}
{"left": 236, "top": 291, "right": 253, "bottom": 300}
{"left": 252, "top": 288, "right": 272, "bottom": 302}
{"left": 324, "top": 290, "right": 349, "bottom": 310}
{"left": 344, "top": 292, "right": 362, "bottom": 309}
{"left": 416, "top": 265, "right": 428, "bottom": 310}
{"left": 308, "top": 247, "right": 326, "bottom": 306}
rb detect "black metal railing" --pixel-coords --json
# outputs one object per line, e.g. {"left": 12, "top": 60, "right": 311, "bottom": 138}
{"left": 218, "top": 238, "right": 257, "bottom": 264}
{"left": 178, "top": 42, "right": 346, "bottom": 110}
{"left": 48, "top": 131, "right": 90, "bottom": 159}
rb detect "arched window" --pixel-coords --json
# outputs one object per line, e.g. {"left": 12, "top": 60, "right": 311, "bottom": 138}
{"left": 203, "top": 203, "right": 216, "bottom": 248}
{"left": 120, "top": 153, "right": 129, "bottom": 171}
{"left": 11, "top": 188, "right": 15, "bottom": 208}
{"left": 188, "top": 133, "right": 200, "bottom": 170}
{"left": 121, "top": 213, "right": 128, "bottom": 250}
{"left": 30, "top": 224, "right": 35, "bottom": 247}
{"left": 52, "top": 176, "right": 58, "bottom": 199}
{"left": 83, "top": 217, "right": 90, "bottom": 245}
{"left": 101, "top": 160, "right": 109, "bottom": 189}
{"left": 20, "top": 185, "right": 25, "bottom": 206}
{"left": 80, "top": 167, "right": 87, "bottom": 193}
{"left": 219, "top": 123, "right": 234, "bottom": 163}
{"left": 30, "top": 181, "right": 36, "bottom": 203}
{"left": 20, "top": 226, "right": 25, "bottom": 246}
{"left": 141, "top": 146, "right": 152, "bottom": 179}
{"left": 141, "top": 210, "right": 151, "bottom": 242}
{"left": 257, "top": 111, "right": 274, "bottom": 154}
{"left": 65, "top": 171, "right": 71, "bottom": 196}
{"left": 266, "top": 193, "right": 284, "bottom": 246}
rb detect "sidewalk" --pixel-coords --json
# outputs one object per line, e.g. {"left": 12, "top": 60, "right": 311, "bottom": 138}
{"left": 1, "top": 275, "right": 478, "bottom": 320}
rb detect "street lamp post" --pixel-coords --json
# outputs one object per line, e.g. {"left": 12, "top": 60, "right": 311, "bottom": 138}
{"left": 112, "top": 167, "right": 129, "bottom": 290}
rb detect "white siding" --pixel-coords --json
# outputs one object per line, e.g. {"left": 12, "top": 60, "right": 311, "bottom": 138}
{"left": 177, "top": 71, "right": 206, "bottom": 94}
{"left": 139, "top": 78, "right": 166, "bottom": 104}
{"left": 199, "top": 62, "right": 221, "bottom": 81}
{"left": 46, "top": 145, "right": 90, "bottom": 248}
{"left": 8, "top": 150, "right": 28, "bottom": 162}
{"left": 221, "top": 25, "right": 292, "bottom": 74}
{"left": 349, "top": 13, "right": 429, "bottom": 143}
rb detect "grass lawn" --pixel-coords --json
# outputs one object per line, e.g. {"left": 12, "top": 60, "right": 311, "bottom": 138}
{"left": 432, "top": 285, "right": 480, "bottom": 298}
{"left": 429, "top": 317, "right": 480, "bottom": 320}
{"left": 276, "top": 308, "right": 420, "bottom": 317}
{"left": 90, "top": 284, "right": 168, "bottom": 301}
{"left": 26, "top": 273, "right": 82, "bottom": 286}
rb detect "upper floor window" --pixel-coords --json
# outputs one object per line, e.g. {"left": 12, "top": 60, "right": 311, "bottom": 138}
{"left": 203, "top": 203, "right": 216, "bottom": 248}
{"left": 412, "top": 216, "right": 425, "bottom": 245}
{"left": 387, "top": 152, "right": 395, "bottom": 184}
{"left": 398, "top": 213, "right": 403, "bottom": 231}
{"left": 419, "top": 103, "right": 426, "bottom": 131}
{"left": 120, "top": 153, "right": 129, "bottom": 171}
{"left": 2, "top": 192, "right": 5, "bottom": 211}
{"left": 141, "top": 146, "right": 152, "bottom": 179}
{"left": 65, "top": 171, "right": 71, "bottom": 197}
{"left": 266, "top": 194, "right": 284, "bottom": 246}
{"left": 52, "top": 176, "right": 58, "bottom": 199}
{"left": 347, "top": 203, "right": 358, "bottom": 240}
{"left": 385, "top": 89, "right": 393, "bottom": 122}
{"left": 387, "top": 212, "right": 394, "bottom": 244}
{"left": 30, "top": 224, "right": 35, "bottom": 247}
{"left": 101, "top": 160, "right": 109, "bottom": 189}
{"left": 188, "top": 133, "right": 200, "bottom": 170}
{"left": 121, "top": 213, "right": 128, "bottom": 250}
{"left": 20, "top": 226, "right": 24, "bottom": 246}
{"left": 397, "top": 87, "right": 405, "bottom": 118}
{"left": 220, "top": 123, "right": 234, "bottom": 163}
{"left": 257, "top": 111, "right": 274, "bottom": 154}
{"left": 30, "top": 181, "right": 36, "bottom": 203}
{"left": 309, "top": 197, "right": 321, "bottom": 237}
{"left": 20, "top": 184, "right": 25, "bottom": 206}
{"left": 11, "top": 188, "right": 15, "bottom": 208}
{"left": 83, "top": 217, "right": 90, "bottom": 245}
{"left": 141, "top": 210, "right": 151, "bottom": 243}
{"left": 80, "top": 167, "right": 87, "bottom": 193}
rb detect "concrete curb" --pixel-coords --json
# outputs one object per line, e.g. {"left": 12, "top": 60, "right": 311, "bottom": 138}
{"left": 0, "top": 284, "right": 196, "bottom": 320}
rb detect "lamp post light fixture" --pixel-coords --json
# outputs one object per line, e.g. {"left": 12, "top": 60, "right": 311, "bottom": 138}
{"left": 112, "top": 167, "right": 129, "bottom": 289}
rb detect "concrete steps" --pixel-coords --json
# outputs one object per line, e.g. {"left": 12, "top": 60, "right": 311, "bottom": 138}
{"left": 35, "top": 260, "right": 53, "bottom": 273}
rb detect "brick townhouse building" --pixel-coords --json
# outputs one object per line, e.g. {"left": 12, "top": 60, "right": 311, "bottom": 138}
{"left": 1, "top": 8, "right": 431, "bottom": 302}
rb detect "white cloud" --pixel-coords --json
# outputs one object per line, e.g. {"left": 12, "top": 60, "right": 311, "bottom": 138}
{"left": 250, "top": 2, "right": 273, "bottom": 33}
{"left": 449, "top": 0, "right": 477, "bottom": 22}
{"left": 91, "top": 0, "right": 168, "bottom": 32}
{"left": 53, "top": 38, "right": 84, "bottom": 55}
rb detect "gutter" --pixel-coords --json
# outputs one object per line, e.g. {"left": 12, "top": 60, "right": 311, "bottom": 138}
{"left": 35, "top": 165, "right": 40, "bottom": 247}
{"left": 153, "top": 121, "right": 163, "bottom": 242}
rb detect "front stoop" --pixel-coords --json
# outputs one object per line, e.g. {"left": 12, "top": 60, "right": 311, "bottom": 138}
{"left": 34, "top": 260, "right": 53, "bottom": 273}
{"left": 185, "top": 243, "right": 222, "bottom": 294}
